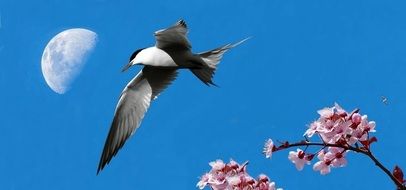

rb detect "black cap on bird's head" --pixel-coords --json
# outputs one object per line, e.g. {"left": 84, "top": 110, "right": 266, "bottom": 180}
{"left": 129, "top": 48, "right": 144, "bottom": 62}
{"left": 122, "top": 48, "right": 145, "bottom": 72}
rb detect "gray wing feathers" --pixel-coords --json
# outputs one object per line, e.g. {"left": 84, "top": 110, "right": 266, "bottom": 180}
{"left": 142, "top": 67, "right": 179, "bottom": 99}
{"left": 154, "top": 20, "right": 191, "bottom": 49}
{"left": 97, "top": 67, "right": 178, "bottom": 174}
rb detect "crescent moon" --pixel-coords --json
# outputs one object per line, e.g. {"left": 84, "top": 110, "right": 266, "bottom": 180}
{"left": 41, "top": 28, "right": 97, "bottom": 94}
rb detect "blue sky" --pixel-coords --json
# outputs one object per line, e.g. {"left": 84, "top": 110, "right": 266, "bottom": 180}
{"left": 1, "top": 0, "right": 406, "bottom": 189}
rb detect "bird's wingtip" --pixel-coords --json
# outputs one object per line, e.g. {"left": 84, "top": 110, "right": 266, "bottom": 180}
{"left": 210, "top": 82, "right": 220, "bottom": 87}
{"left": 238, "top": 36, "right": 252, "bottom": 45}
{"left": 96, "top": 164, "right": 102, "bottom": 175}
{"left": 177, "top": 19, "right": 187, "bottom": 28}
{"left": 228, "top": 37, "right": 252, "bottom": 48}
{"left": 97, "top": 162, "right": 105, "bottom": 175}
{"left": 244, "top": 36, "right": 253, "bottom": 41}
{"left": 97, "top": 155, "right": 107, "bottom": 175}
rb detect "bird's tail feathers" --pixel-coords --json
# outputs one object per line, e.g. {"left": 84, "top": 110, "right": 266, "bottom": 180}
{"left": 191, "top": 37, "right": 250, "bottom": 86}
{"left": 190, "top": 67, "right": 218, "bottom": 86}
{"left": 198, "top": 37, "right": 250, "bottom": 69}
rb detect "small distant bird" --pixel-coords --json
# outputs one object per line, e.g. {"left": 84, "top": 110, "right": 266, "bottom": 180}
{"left": 97, "top": 20, "right": 248, "bottom": 174}
{"left": 381, "top": 96, "right": 388, "bottom": 105}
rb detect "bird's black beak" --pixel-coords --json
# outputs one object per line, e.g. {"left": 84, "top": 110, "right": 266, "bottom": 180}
{"left": 121, "top": 60, "right": 134, "bottom": 72}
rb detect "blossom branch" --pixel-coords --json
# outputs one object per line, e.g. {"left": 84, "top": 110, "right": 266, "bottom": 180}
{"left": 272, "top": 141, "right": 405, "bottom": 189}
{"left": 263, "top": 103, "right": 405, "bottom": 189}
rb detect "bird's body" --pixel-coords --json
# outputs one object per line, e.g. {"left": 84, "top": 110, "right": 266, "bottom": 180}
{"left": 97, "top": 20, "right": 248, "bottom": 174}
{"left": 131, "top": 47, "right": 178, "bottom": 68}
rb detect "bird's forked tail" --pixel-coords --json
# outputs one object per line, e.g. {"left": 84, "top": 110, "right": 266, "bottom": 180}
{"left": 190, "top": 37, "right": 250, "bottom": 86}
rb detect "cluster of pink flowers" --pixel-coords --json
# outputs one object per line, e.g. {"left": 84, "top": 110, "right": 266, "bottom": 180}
{"left": 304, "top": 103, "right": 376, "bottom": 146}
{"left": 197, "top": 159, "right": 282, "bottom": 190}
{"left": 312, "top": 147, "right": 348, "bottom": 174}
{"left": 264, "top": 103, "right": 377, "bottom": 175}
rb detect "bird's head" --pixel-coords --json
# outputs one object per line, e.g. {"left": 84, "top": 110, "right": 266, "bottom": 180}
{"left": 122, "top": 48, "right": 145, "bottom": 72}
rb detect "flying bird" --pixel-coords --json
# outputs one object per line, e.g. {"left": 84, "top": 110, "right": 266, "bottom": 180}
{"left": 97, "top": 20, "right": 248, "bottom": 174}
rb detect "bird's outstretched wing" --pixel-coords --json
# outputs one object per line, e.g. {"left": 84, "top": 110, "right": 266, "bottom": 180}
{"left": 154, "top": 20, "right": 191, "bottom": 49}
{"left": 97, "top": 66, "right": 178, "bottom": 174}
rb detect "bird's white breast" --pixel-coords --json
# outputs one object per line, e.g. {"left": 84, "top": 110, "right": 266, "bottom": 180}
{"left": 138, "top": 47, "right": 177, "bottom": 67}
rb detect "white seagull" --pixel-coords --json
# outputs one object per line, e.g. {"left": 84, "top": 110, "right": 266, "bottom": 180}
{"left": 97, "top": 20, "right": 248, "bottom": 174}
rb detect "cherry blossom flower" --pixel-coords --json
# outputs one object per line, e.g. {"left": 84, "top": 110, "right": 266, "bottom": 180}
{"left": 317, "top": 106, "right": 334, "bottom": 119}
{"left": 197, "top": 173, "right": 211, "bottom": 189}
{"left": 326, "top": 147, "right": 347, "bottom": 168}
{"left": 351, "top": 113, "right": 362, "bottom": 125}
{"left": 197, "top": 159, "right": 282, "bottom": 190}
{"left": 210, "top": 160, "right": 226, "bottom": 171}
{"left": 304, "top": 121, "right": 320, "bottom": 137}
{"left": 304, "top": 103, "right": 376, "bottom": 146}
{"left": 313, "top": 151, "right": 331, "bottom": 175}
{"left": 288, "top": 149, "right": 310, "bottom": 171}
{"left": 360, "top": 115, "right": 376, "bottom": 133}
{"left": 264, "top": 139, "right": 274, "bottom": 159}
{"left": 268, "top": 182, "right": 277, "bottom": 190}
{"left": 257, "top": 174, "right": 280, "bottom": 190}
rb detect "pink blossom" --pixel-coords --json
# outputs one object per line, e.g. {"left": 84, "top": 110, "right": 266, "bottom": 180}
{"left": 333, "top": 102, "right": 347, "bottom": 116}
{"left": 317, "top": 107, "right": 334, "bottom": 119}
{"left": 304, "top": 121, "right": 320, "bottom": 137}
{"left": 226, "top": 175, "right": 240, "bottom": 186}
{"left": 268, "top": 182, "right": 276, "bottom": 190}
{"left": 207, "top": 173, "right": 227, "bottom": 190}
{"left": 198, "top": 159, "right": 282, "bottom": 190}
{"left": 320, "top": 119, "right": 352, "bottom": 144}
{"left": 351, "top": 113, "right": 362, "bottom": 124}
{"left": 347, "top": 126, "right": 368, "bottom": 145}
{"left": 327, "top": 147, "right": 347, "bottom": 168}
{"left": 264, "top": 139, "right": 274, "bottom": 159}
{"left": 256, "top": 174, "right": 269, "bottom": 190}
{"left": 312, "top": 147, "right": 347, "bottom": 174}
{"left": 368, "top": 121, "right": 376, "bottom": 132}
{"left": 305, "top": 103, "right": 376, "bottom": 146}
{"left": 209, "top": 160, "right": 226, "bottom": 171}
{"left": 359, "top": 115, "right": 376, "bottom": 133}
{"left": 346, "top": 115, "right": 376, "bottom": 145}
{"left": 313, "top": 151, "right": 331, "bottom": 175}
{"left": 288, "top": 149, "right": 310, "bottom": 171}
{"left": 313, "top": 161, "right": 331, "bottom": 175}
{"left": 197, "top": 173, "right": 210, "bottom": 189}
